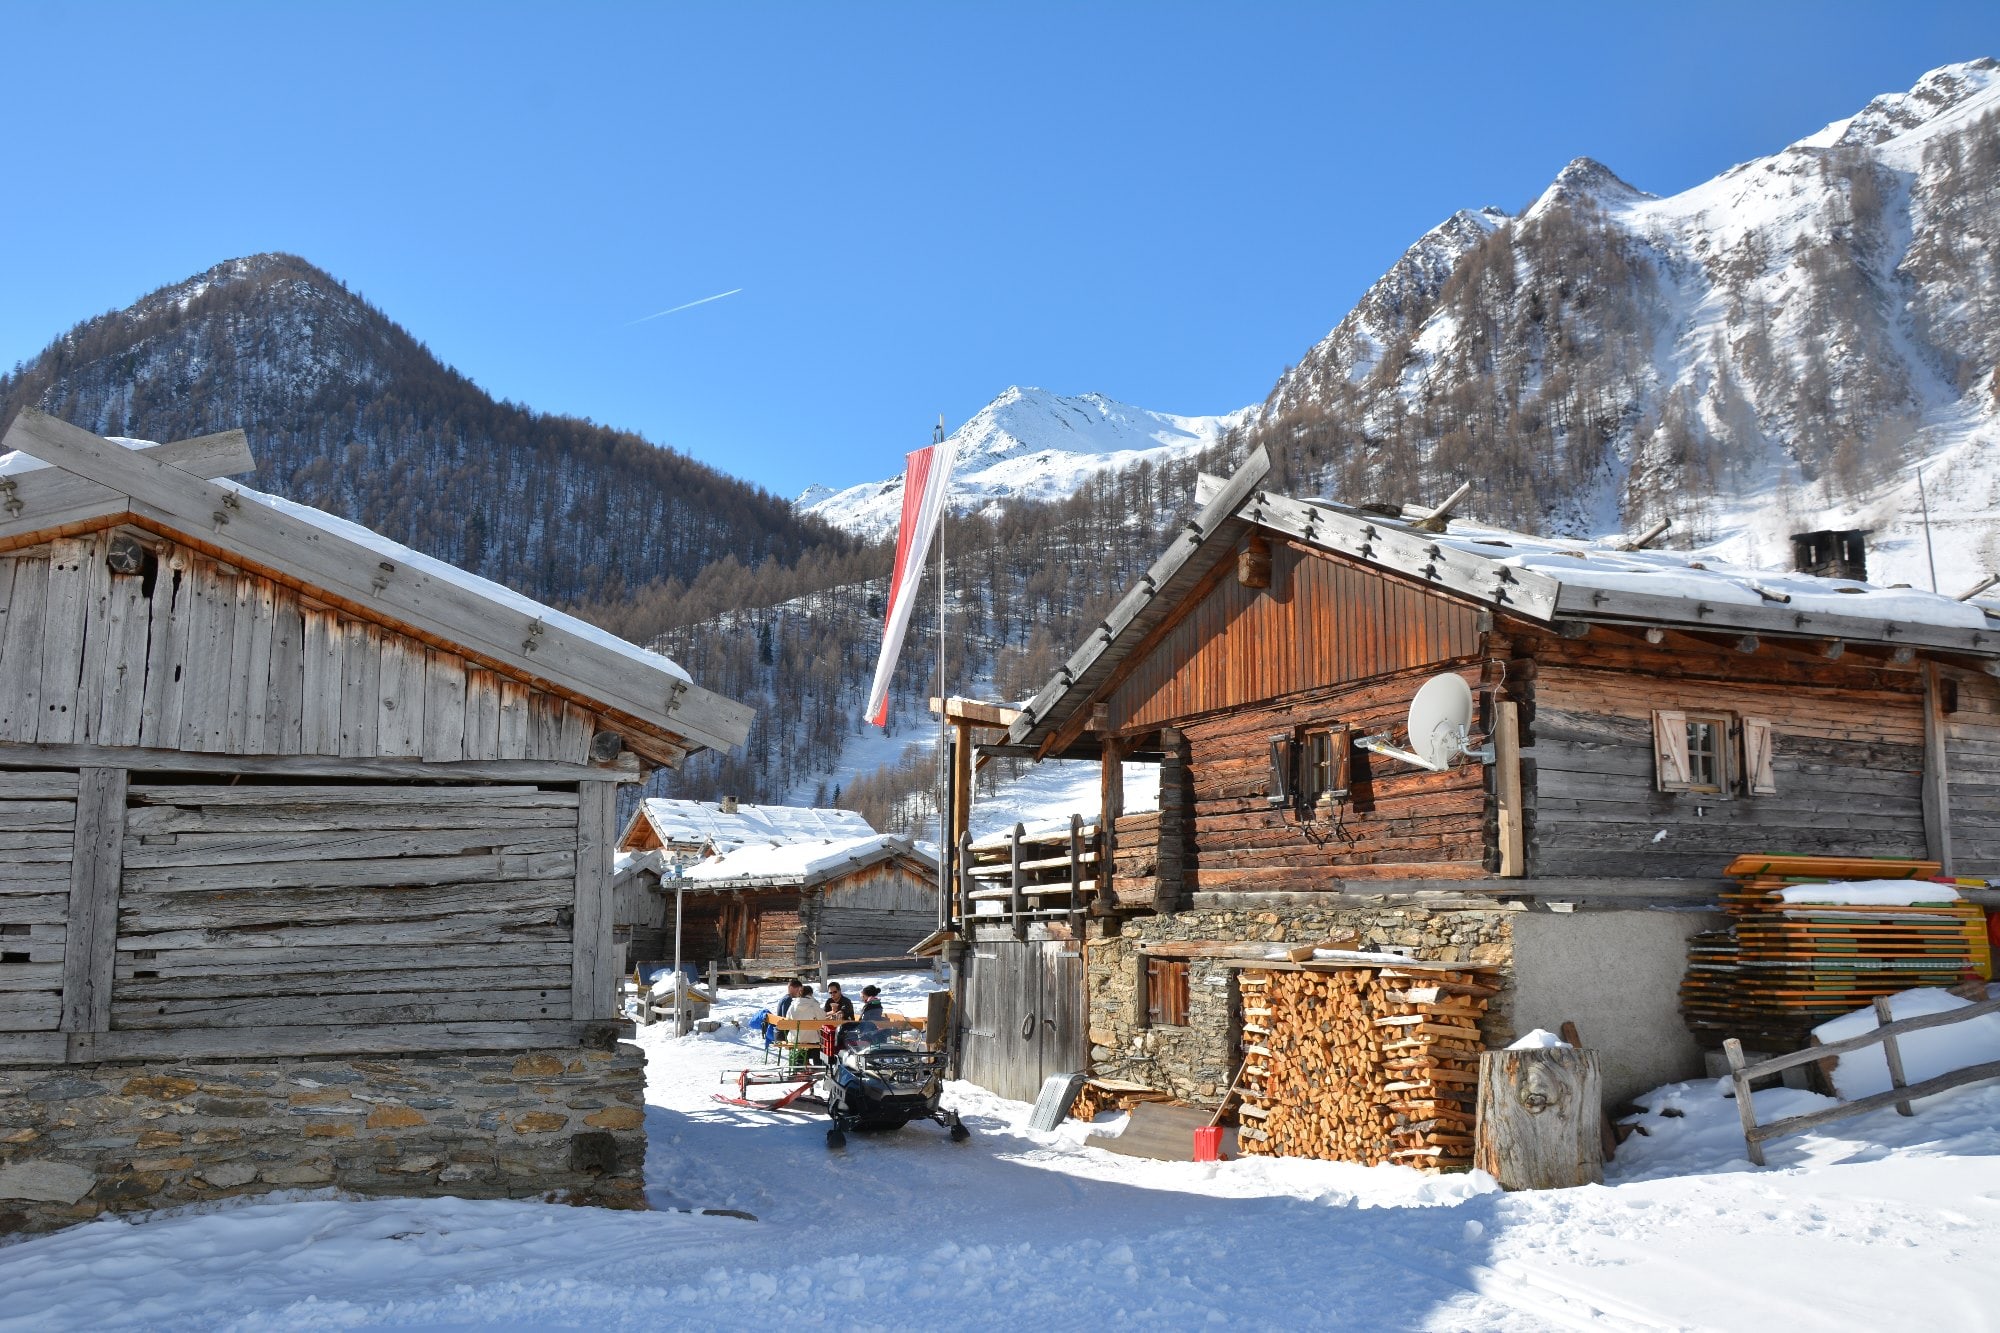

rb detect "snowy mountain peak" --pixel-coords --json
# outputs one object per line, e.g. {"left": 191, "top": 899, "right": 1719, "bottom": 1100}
{"left": 1527, "top": 156, "right": 1654, "bottom": 220}
{"left": 1801, "top": 56, "right": 2000, "bottom": 151}
{"left": 800, "top": 387, "right": 1251, "bottom": 538}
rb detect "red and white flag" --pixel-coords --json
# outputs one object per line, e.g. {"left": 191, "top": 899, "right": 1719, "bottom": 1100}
{"left": 865, "top": 436, "right": 958, "bottom": 727}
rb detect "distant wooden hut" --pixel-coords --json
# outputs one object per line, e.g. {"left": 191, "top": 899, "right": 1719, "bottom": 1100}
{"left": 629, "top": 833, "right": 939, "bottom": 979}
{"left": 617, "top": 796, "right": 875, "bottom": 867}
{"left": 0, "top": 410, "right": 751, "bottom": 1234}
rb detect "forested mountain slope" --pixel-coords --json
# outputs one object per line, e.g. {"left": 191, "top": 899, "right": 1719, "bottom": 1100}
{"left": 0, "top": 254, "right": 854, "bottom": 608}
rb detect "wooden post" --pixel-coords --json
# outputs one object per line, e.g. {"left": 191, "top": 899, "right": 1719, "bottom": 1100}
{"left": 1922, "top": 663, "right": 1955, "bottom": 875}
{"left": 818, "top": 953, "right": 829, "bottom": 989}
{"left": 1010, "top": 821, "right": 1026, "bottom": 942}
{"left": 1100, "top": 735, "right": 1124, "bottom": 908}
{"left": 60, "top": 766, "right": 127, "bottom": 1034}
{"left": 1723, "top": 1037, "right": 1766, "bottom": 1166}
{"left": 1874, "top": 997, "right": 1914, "bottom": 1117}
{"left": 672, "top": 881, "right": 686, "bottom": 1034}
{"left": 1068, "top": 812, "right": 1085, "bottom": 939}
{"left": 951, "top": 721, "right": 973, "bottom": 860}
{"left": 572, "top": 781, "right": 618, "bottom": 1021}
{"left": 1494, "top": 701, "right": 1525, "bottom": 877}
{"left": 956, "top": 830, "right": 973, "bottom": 933}
{"left": 707, "top": 958, "right": 718, "bottom": 998}
{"left": 1473, "top": 1046, "right": 1604, "bottom": 1189}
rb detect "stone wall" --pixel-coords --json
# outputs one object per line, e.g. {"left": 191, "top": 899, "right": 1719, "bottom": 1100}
{"left": 1086, "top": 903, "right": 1514, "bottom": 1102}
{"left": 0, "top": 1043, "right": 647, "bottom": 1236}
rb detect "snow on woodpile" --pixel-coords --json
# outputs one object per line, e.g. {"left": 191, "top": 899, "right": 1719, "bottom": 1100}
{"left": 1815, "top": 986, "right": 2000, "bottom": 1100}
{"left": 1775, "top": 881, "right": 1964, "bottom": 907}
{"left": 639, "top": 798, "right": 876, "bottom": 854}
{"left": 681, "top": 833, "right": 922, "bottom": 884}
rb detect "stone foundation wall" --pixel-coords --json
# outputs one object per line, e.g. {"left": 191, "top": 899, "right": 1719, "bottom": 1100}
{"left": 1087, "top": 905, "right": 1514, "bottom": 1102}
{"left": 0, "top": 1044, "right": 647, "bottom": 1237}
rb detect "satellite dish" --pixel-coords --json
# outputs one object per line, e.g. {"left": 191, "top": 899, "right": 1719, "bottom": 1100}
{"left": 1408, "top": 673, "right": 1475, "bottom": 770}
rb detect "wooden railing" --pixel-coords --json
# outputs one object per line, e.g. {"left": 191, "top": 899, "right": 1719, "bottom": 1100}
{"left": 958, "top": 816, "right": 1099, "bottom": 937}
{"left": 1724, "top": 994, "right": 2000, "bottom": 1165}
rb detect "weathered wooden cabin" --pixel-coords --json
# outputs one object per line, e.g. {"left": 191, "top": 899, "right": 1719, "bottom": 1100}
{"left": 638, "top": 835, "right": 939, "bottom": 979}
{"left": 616, "top": 797, "right": 875, "bottom": 868}
{"left": 0, "top": 410, "right": 751, "bottom": 1234}
{"left": 950, "top": 447, "right": 2000, "bottom": 1114}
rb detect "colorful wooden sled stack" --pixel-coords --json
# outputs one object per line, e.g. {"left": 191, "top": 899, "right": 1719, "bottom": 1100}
{"left": 1681, "top": 855, "right": 1990, "bottom": 1052}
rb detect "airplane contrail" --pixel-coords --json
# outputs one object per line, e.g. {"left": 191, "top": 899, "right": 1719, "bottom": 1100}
{"left": 626, "top": 287, "right": 744, "bottom": 325}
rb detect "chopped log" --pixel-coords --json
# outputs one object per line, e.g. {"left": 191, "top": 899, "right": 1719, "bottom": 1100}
{"left": 1473, "top": 1047, "right": 1603, "bottom": 1190}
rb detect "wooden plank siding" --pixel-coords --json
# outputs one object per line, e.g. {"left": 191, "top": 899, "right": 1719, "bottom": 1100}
{"left": 1942, "top": 667, "right": 2000, "bottom": 877}
{"left": 1109, "top": 541, "right": 1482, "bottom": 732}
{"left": 0, "top": 770, "right": 79, "bottom": 1032}
{"left": 109, "top": 779, "right": 579, "bottom": 1032}
{"left": 0, "top": 528, "right": 602, "bottom": 765}
{"left": 1520, "top": 625, "right": 1933, "bottom": 879}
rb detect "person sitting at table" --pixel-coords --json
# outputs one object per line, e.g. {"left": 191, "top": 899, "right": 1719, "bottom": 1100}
{"left": 786, "top": 984, "right": 825, "bottom": 1063}
{"left": 823, "top": 981, "right": 856, "bottom": 1022}
{"left": 859, "top": 985, "right": 886, "bottom": 1022}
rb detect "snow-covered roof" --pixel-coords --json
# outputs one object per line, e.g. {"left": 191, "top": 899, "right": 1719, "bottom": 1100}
{"left": 1006, "top": 448, "right": 2000, "bottom": 755}
{"left": 677, "top": 833, "right": 935, "bottom": 890}
{"left": 0, "top": 411, "right": 755, "bottom": 760}
{"left": 633, "top": 798, "right": 877, "bottom": 854}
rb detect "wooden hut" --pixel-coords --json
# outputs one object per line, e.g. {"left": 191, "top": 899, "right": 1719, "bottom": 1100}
{"left": 0, "top": 410, "right": 751, "bottom": 1233}
{"left": 952, "top": 447, "right": 2000, "bottom": 1129}
{"left": 648, "top": 835, "right": 940, "bottom": 979}
{"left": 616, "top": 796, "right": 875, "bottom": 868}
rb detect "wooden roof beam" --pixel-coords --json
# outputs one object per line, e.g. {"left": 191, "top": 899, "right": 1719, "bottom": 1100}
{"left": 3, "top": 410, "right": 753, "bottom": 756}
{"left": 1409, "top": 480, "right": 1472, "bottom": 534}
{"left": 929, "top": 696, "right": 1023, "bottom": 728}
{"left": 0, "top": 427, "right": 255, "bottom": 545}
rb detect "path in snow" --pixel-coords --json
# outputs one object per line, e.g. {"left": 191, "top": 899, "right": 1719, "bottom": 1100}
{"left": 5, "top": 973, "right": 2000, "bottom": 1329}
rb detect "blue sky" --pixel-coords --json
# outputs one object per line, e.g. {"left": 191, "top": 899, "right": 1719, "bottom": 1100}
{"left": 3, "top": 2, "right": 1996, "bottom": 500}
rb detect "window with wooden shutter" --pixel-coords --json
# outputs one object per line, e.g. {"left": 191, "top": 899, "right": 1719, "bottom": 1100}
{"left": 1146, "top": 957, "right": 1189, "bottom": 1027}
{"left": 1652, "top": 710, "right": 1691, "bottom": 791}
{"left": 1742, "top": 716, "right": 1777, "bottom": 795}
{"left": 1267, "top": 733, "right": 1295, "bottom": 806}
{"left": 1301, "top": 726, "right": 1352, "bottom": 802}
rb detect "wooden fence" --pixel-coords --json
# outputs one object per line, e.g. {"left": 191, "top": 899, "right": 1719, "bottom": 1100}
{"left": 1723, "top": 994, "right": 2000, "bottom": 1165}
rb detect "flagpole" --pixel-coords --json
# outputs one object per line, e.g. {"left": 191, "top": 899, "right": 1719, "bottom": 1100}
{"left": 934, "top": 415, "right": 949, "bottom": 932}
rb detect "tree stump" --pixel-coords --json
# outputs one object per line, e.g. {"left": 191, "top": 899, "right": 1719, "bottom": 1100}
{"left": 1473, "top": 1047, "right": 1603, "bottom": 1189}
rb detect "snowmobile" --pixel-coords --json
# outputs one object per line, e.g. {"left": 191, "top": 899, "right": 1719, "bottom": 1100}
{"left": 820, "top": 1020, "right": 970, "bottom": 1150}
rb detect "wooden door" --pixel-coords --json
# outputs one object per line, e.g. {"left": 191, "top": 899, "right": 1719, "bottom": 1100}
{"left": 959, "top": 940, "right": 1086, "bottom": 1102}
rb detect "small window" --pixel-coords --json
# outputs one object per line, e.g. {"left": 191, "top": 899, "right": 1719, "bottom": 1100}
{"left": 1301, "top": 726, "right": 1351, "bottom": 801}
{"left": 1146, "top": 957, "right": 1189, "bottom": 1027}
{"left": 1654, "top": 709, "right": 1736, "bottom": 796}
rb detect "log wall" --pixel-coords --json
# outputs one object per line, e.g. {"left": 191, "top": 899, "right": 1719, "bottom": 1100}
{"left": 0, "top": 758, "right": 624, "bottom": 1064}
{"left": 0, "top": 528, "right": 607, "bottom": 765}
{"left": 1521, "top": 627, "right": 1931, "bottom": 879}
{"left": 1177, "top": 663, "right": 1491, "bottom": 892}
{"left": 809, "top": 861, "right": 938, "bottom": 961}
{"left": 1942, "top": 667, "right": 2000, "bottom": 877}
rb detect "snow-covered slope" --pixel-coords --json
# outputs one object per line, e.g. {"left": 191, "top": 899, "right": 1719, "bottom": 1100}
{"left": 1252, "top": 57, "right": 2000, "bottom": 586}
{"left": 801, "top": 386, "right": 1251, "bottom": 539}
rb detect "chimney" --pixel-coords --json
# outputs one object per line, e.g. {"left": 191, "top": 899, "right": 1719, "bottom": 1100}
{"left": 1790, "top": 529, "right": 1869, "bottom": 583}
{"left": 720, "top": 795, "right": 739, "bottom": 814}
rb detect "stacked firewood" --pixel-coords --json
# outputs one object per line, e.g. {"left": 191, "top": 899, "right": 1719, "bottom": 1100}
{"left": 1237, "top": 963, "right": 1495, "bottom": 1171}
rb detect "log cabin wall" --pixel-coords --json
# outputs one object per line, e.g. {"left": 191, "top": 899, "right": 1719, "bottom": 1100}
{"left": 1099, "top": 543, "right": 1491, "bottom": 892}
{"left": 1941, "top": 667, "right": 2000, "bottom": 876}
{"left": 1518, "top": 625, "right": 1931, "bottom": 879}
{"left": 806, "top": 860, "right": 938, "bottom": 962}
{"left": 0, "top": 528, "right": 611, "bottom": 765}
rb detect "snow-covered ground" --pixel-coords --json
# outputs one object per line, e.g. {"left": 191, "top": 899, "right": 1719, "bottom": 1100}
{"left": 8, "top": 973, "right": 2000, "bottom": 1330}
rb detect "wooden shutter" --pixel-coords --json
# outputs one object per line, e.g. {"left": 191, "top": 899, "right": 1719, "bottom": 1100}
{"left": 1267, "top": 733, "right": 1294, "bottom": 806}
{"left": 1742, "top": 716, "right": 1777, "bottom": 795}
{"left": 1653, "top": 710, "right": 1692, "bottom": 791}
{"left": 1328, "top": 726, "right": 1352, "bottom": 796}
{"left": 1145, "top": 957, "right": 1189, "bottom": 1027}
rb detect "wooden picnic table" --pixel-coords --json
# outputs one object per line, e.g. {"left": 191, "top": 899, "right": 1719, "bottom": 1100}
{"left": 764, "top": 1012, "right": 919, "bottom": 1033}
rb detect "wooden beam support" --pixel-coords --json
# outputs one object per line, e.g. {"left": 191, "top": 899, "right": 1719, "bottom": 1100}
{"left": 572, "top": 780, "right": 618, "bottom": 1019}
{"left": 1494, "top": 702, "right": 1524, "bottom": 878}
{"left": 1922, "top": 663, "right": 1954, "bottom": 875}
{"left": 59, "top": 767, "right": 127, "bottom": 1034}
{"left": 0, "top": 740, "right": 643, "bottom": 784}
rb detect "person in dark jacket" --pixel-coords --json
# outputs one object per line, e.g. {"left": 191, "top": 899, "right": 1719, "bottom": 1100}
{"left": 823, "top": 981, "right": 856, "bottom": 1022}
{"left": 859, "top": 985, "right": 886, "bottom": 1022}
